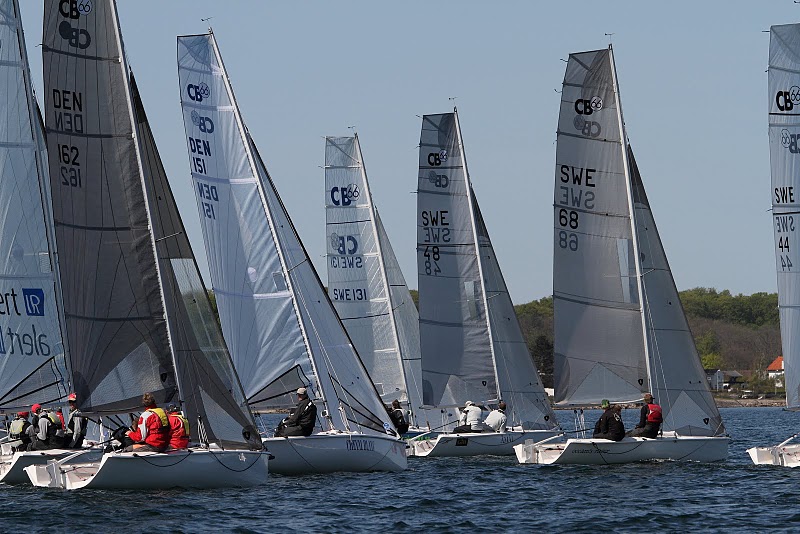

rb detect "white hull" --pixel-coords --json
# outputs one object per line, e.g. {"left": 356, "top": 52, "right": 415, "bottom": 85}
{"left": 25, "top": 448, "right": 269, "bottom": 489}
{"left": 263, "top": 433, "right": 406, "bottom": 475}
{"left": 0, "top": 449, "right": 74, "bottom": 484}
{"left": 514, "top": 433, "right": 730, "bottom": 465}
{"left": 409, "top": 430, "right": 559, "bottom": 458}
{"left": 747, "top": 443, "right": 800, "bottom": 467}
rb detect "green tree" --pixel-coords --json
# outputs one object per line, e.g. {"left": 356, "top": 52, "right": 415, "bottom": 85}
{"left": 700, "top": 352, "right": 723, "bottom": 370}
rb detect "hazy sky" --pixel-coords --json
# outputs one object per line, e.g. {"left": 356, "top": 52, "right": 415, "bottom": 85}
{"left": 17, "top": 1, "right": 789, "bottom": 303}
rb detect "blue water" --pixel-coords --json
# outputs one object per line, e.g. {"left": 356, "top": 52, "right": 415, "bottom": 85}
{"left": 1, "top": 407, "right": 798, "bottom": 533}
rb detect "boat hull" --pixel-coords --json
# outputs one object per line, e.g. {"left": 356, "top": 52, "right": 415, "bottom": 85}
{"left": 24, "top": 449, "right": 269, "bottom": 489}
{"left": 0, "top": 449, "right": 75, "bottom": 484}
{"left": 515, "top": 434, "right": 730, "bottom": 465}
{"left": 747, "top": 444, "right": 800, "bottom": 467}
{"left": 263, "top": 434, "right": 407, "bottom": 474}
{"left": 409, "top": 430, "right": 559, "bottom": 458}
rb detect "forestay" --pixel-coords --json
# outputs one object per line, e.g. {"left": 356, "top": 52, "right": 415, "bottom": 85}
{"left": 769, "top": 24, "right": 800, "bottom": 410}
{"left": 417, "top": 112, "right": 497, "bottom": 408}
{"left": 0, "top": 0, "right": 68, "bottom": 410}
{"left": 325, "top": 136, "right": 425, "bottom": 424}
{"left": 178, "top": 33, "right": 392, "bottom": 437}
{"left": 42, "top": 0, "right": 176, "bottom": 413}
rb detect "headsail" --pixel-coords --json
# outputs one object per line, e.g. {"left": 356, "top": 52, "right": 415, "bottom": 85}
{"left": 0, "top": 0, "right": 68, "bottom": 410}
{"left": 324, "top": 136, "right": 426, "bottom": 424}
{"left": 769, "top": 24, "right": 800, "bottom": 410}
{"left": 177, "top": 33, "right": 393, "bottom": 437}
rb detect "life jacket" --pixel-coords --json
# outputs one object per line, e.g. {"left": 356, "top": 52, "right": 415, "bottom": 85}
{"left": 9, "top": 418, "right": 29, "bottom": 439}
{"left": 647, "top": 403, "right": 663, "bottom": 424}
{"left": 133, "top": 407, "right": 171, "bottom": 449}
{"left": 46, "top": 412, "right": 62, "bottom": 429}
{"left": 168, "top": 412, "right": 190, "bottom": 449}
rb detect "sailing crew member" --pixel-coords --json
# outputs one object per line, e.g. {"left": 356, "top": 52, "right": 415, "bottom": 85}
{"left": 275, "top": 388, "right": 317, "bottom": 437}
{"left": 124, "top": 393, "right": 170, "bottom": 452}
{"left": 65, "top": 393, "right": 87, "bottom": 449}
{"left": 483, "top": 401, "right": 508, "bottom": 433}
{"left": 628, "top": 393, "right": 663, "bottom": 439}
{"left": 30, "top": 403, "right": 43, "bottom": 429}
{"left": 592, "top": 400, "right": 625, "bottom": 441}
{"left": 387, "top": 399, "right": 409, "bottom": 435}
{"left": 31, "top": 408, "right": 65, "bottom": 450}
{"left": 8, "top": 411, "right": 32, "bottom": 452}
{"left": 166, "top": 404, "right": 190, "bottom": 450}
{"left": 453, "top": 401, "right": 483, "bottom": 433}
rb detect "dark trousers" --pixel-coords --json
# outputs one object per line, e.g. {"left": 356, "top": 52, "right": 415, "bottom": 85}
{"left": 275, "top": 421, "right": 312, "bottom": 437}
{"left": 592, "top": 432, "right": 624, "bottom": 442}
{"left": 628, "top": 423, "right": 660, "bottom": 438}
{"left": 452, "top": 425, "right": 482, "bottom": 434}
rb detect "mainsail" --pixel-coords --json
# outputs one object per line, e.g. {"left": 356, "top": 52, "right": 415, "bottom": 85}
{"left": 769, "top": 24, "right": 800, "bottom": 410}
{"left": 177, "top": 32, "right": 393, "bottom": 437}
{"left": 417, "top": 110, "right": 557, "bottom": 430}
{"left": 0, "top": 0, "right": 69, "bottom": 411}
{"left": 43, "top": 0, "right": 257, "bottom": 448}
{"left": 554, "top": 46, "right": 723, "bottom": 435}
{"left": 324, "top": 135, "right": 426, "bottom": 425}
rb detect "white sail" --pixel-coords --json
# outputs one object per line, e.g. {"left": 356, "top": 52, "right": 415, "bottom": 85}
{"left": 0, "top": 0, "right": 68, "bottom": 410}
{"left": 554, "top": 47, "right": 723, "bottom": 435}
{"left": 769, "top": 24, "right": 800, "bottom": 411}
{"left": 416, "top": 110, "right": 557, "bottom": 429}
{"left": 324, "top": 136, "right": 426, "bottom": 424}
{"left": 178, "top": 33, "right": 393, "bottom": 437}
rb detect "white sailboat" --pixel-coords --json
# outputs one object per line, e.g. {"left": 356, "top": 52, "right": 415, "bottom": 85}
{"left": 177, "top": 33, "right": 406, "bottom": 475}
{"left": 413, "top": 110, "right": 560, "bottom": 457}
{"left": 324, "top": 135, "right": 434, "bottom": 434}
{"left": 0, "top": 0, "right": 75, "bottom": 484}
{"left": 25, "top": 0, "right": 269, "bottom": 489}
{"left": 515, "top": 46, "right": 728, "bottom": 465}
{"left": 748, "top": 23, "right": 800, "bottom": 467}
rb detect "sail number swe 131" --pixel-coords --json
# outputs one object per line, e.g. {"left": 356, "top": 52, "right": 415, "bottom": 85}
{"left": 557, "top": 165, "right": 595, "bottom": 252}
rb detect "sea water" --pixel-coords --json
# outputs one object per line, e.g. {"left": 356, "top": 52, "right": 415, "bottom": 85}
{"left": 0, "top": 407, "right": 797, "bottom": 533}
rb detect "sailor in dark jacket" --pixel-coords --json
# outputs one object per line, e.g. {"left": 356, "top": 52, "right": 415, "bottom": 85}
{"left": 275, "top": 387, "right": 317, "bottom": 437}
{"left": 592, "top": 400, "right": 625, "bottom": 441}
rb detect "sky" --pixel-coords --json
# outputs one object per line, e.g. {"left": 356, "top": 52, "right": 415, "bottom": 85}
{"left": 16, "top": 0, "right": 791, "bottom": 303}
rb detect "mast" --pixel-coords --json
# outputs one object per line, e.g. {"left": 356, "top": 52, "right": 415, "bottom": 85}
{"left": 207, "top": 31, "right": 327, "bottom": 412}
{"left": 609, "top": 45, "right": 652, "bottom": 395}
{"left": 354, "top": 134, "right": 412, "bottom": 410}
{"left": 454, "top": 108, "right": 502, "bottom": 402}
{"left": 109, "top": 0, "right": 183, "bottom": 403}
{"left": 13, "top": 0, "right": 70, "bottom": 387}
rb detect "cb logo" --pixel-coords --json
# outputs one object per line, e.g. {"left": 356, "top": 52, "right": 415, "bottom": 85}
{"left": 782, "top": 129, "right": 800, "bottom": 154}
{"left": 776, "top": 86, "right": 800, "bottom": 111}
{"left": 330, "top": 233, "right": 358, "bottom": 255}
{"left": 426, "top": 170, "right": 449, "bottom": 188}
{"left": 59, "top": 0, "right": 93, "bottom": 19}
{"left": 191, "top": 110, "right": 215, "bottom": 133}
{"left": 427, "top": 149, "right": 448, "bottom": 166}
{"left": 187, "top": 83, "right": 210, "bottom": 102}
{"left": 58, "top": 21, "right": 91, "bottom": 49}
{"left": 574, "top": 96, "right": 603, "bottom": 115}
{"left": 330, "top": 184, "right": 360, "bottom": 206}
{"left": 573, "top": 115, "right": 601, "bottom": 138}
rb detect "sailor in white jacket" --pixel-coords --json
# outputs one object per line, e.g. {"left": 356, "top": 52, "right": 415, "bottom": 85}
{"left": 483, "top": 402, "right": 507, "bottom": 433}
{"left": 454, "top": 401, "right": 483, "bottom": 433}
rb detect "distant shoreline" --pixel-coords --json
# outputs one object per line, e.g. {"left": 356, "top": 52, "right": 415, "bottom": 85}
{"left": 551, "top": 397, "right": 786, "bottom": 410}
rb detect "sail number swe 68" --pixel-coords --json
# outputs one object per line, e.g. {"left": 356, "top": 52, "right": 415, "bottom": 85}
{"left": 556, "top": 165, "right": 596, "bottom": 253}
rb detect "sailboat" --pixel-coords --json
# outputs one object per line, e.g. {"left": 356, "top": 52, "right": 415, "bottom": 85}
{"left": 412, "top": 110, "right": 560, "bottom": 457}
{"left": 515, "top": 46, "right": 729, "bottom": 465}
{"left": 748, "top": 24, "right": 800, "bottom": 467}
{"left": 0, "top": 0, "right": 76, "bottom": 484}
{"left": 25, "top": 0, "right": 269, "bottom": 489}
{"left": 324, "top": 135, "right": 433, "bottom": 434}
{"left": 177, "top": 33, "right": 406, "bottom": 475}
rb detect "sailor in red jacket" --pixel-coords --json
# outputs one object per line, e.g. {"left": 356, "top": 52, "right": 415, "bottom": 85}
{"left": 628, "top": 392, "right": 663, "bottom": 439}
{"left": 124, "top": 393, "right": 170, "bottom": 452}
{"left": 166, "top": 404, "right": 190, "bottom": 450}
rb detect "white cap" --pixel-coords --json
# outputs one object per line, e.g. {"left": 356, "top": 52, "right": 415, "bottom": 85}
{"left": 465, "top": 401, "right": 474, "bottom": 407}
{"left": 296, "top": 387, "right": 307, "bottom": 395}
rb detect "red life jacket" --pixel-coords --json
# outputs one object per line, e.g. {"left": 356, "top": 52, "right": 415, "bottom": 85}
{"left": 168, "top": 413, "right": 190, "bottom": 449}
{"left": 647, "top": 403, "right": 663, "bottom": 423}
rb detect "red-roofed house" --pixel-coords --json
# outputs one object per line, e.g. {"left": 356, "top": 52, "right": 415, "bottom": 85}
{"left": 767, "top": 356, "right": 784, "bottom": 381}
